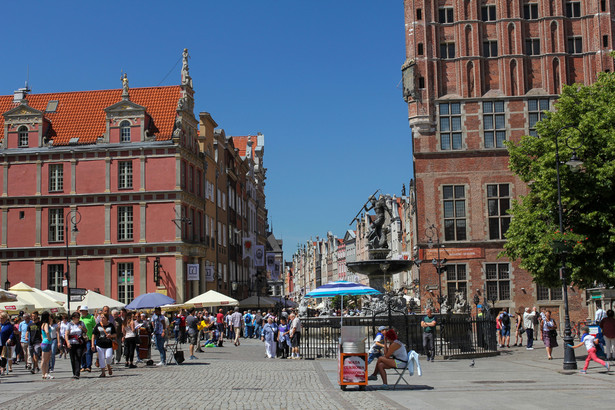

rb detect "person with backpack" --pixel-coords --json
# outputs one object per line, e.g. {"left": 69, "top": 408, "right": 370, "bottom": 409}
{"left": 498, "top": 308, "right": 512, "bottom": 348}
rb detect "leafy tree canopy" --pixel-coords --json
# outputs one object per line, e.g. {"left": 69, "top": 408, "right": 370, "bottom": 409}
{"left": 504, "top": 72, "right": 615, "bottom": 288}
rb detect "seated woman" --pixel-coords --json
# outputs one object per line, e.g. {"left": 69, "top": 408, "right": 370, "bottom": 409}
{"left": 367, "top": 329, "right": 407, "bottom": 389}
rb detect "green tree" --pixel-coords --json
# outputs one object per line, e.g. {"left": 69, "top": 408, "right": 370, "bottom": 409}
{"left": 504, "top": 72, "right": 615, "bottom": 288}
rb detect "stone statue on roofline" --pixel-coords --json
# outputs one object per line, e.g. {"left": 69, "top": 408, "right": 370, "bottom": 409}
{"left": 121, "top": 73, "right": 130, "bottom": 100}
{"left": 181, "top": 48, "right": 192, "bottom": 87}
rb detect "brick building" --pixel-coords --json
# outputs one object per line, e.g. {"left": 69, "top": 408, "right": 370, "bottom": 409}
{"left": 403, "top": 0, "right": 614, "bottom": 321}
{"left": 0, "top": 50, "right": 270, "bottom": 307}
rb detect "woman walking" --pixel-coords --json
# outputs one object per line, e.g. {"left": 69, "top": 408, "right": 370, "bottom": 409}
{"left": 0, "top": 312, "right": 14, "bottom": 376}
{"left": 91, "top": 313, "right": 116, "bottom": 377}
{"left": 261, "top": 317, "right": 277, "bottom": 359}
{"left": 65, "top": 312, "right": 87, "bottom": 379}
{"left": 48, "top": 315, "right": 59, "bottom": 373}
{"left": 123, "top": 312, "right": 138, "bottom": 368}
{"left": 542, "top": 310, "right": 558, "bottom": 360}
{"left": 40, "top": 311, "right": 54, "bottom": 380}
{"left": 58, "top": 314, "right": 69, "bottom": 359}
{"left": 513, "top": 310, "right": 524, "bottom": 347}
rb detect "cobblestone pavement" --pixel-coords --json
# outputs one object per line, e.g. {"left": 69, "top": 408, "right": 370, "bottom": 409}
{"left": 0, "top": 338, "right": 399, "bottom": 410}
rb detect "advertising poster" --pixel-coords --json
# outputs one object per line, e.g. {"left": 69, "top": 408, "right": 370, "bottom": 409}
{"left": 342, "top": 355, "right": 366, "bottom": 383}
{"left": 187, "top": 264, "right": 200, "bottom": 281}
{"left": 254, "top": 245, "right": 265, "bottom": 267}
{"left": 205, "top": 266, "right": 215, "bottom": 282}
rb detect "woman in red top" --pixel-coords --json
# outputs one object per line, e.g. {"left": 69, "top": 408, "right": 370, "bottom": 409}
{"left": 600, "top": 309, "right": 615, "bottom": 361}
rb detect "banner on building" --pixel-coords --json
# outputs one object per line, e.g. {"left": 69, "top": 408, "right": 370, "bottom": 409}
{"left": 205, "top": 266, "right": 215, "bottom": 282}
{"left": 273, "top": 262, "right": 281, "bottom": 281}
{"left": 187, "top": 264, "right": 200, "bottom": 281}
{"left": 266, "top": 252, "right": 276, "bottom": 274}
{"left": 242, "top": 237, "right": 253, "bottom": 260}
{"left": 254, "top": 245, "right": 265, "bottom": 267}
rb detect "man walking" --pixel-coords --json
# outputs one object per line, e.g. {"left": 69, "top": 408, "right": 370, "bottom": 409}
{"left": 498, "top": 308, "right": 512, "bottom": 348}
{"left": 230, "top": 307, "right": 243, "bottom": 346}
{"left": 112, "top": 309, "right": 123, "bottom": 364}
{"left": 186, "top": 309, "right": 199, "bottom": 360}
{"left": 253, "top": 310, "right": 263, "bottom": 339}
{"left": 244, "top": 310, "right": 254, "bottom": 339}
{"left": 289, "top": 313, "right": 302, "bottom": 359}
{"left": 19, "top": 313, "right": 32, "bottom": 370}
{"left": 27, "top": 311, "right": 42, "bottom": 373}
{"left": 421, "top": 308, "right": 436, "bottom": 361}
{"left": 523, "top": 307, "right": 537, "bottom": 350}
{"left": 151, "top": 307, "right": 167, "bottom": 366}
{"left": 79, "top": 306, "right": 96, "bottom": 373}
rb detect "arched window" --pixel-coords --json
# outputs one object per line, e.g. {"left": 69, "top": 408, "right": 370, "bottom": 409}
{"left": 18, "top": 126, "right": 29, "bottom": 147}
{"left": 120, "top": 120, "right": 131, "bottom": 142}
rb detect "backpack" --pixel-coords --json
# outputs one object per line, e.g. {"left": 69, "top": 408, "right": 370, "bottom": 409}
{"left": 501, "top": 314, "right": 510, "bottom": 327}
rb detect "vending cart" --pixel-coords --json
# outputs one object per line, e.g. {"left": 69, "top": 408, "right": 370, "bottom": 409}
{"left": 338, "top": 326, "right": 367, "bottom": 391}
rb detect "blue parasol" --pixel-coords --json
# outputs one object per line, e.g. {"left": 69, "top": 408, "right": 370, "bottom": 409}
{"left": 305, "top": 281, "right": 380, "bottom": 326}
{"left": 125, "top": 292, "right": 175, "bottom": 310}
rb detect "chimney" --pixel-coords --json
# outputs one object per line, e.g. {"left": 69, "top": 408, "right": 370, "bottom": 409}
{"left": 13, "top": 85, "right": 30, "bottom": 104}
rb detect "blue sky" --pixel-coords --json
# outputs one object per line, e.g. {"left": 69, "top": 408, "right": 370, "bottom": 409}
{"left": 1, "top": 1, "right": 413, "bottom": 255}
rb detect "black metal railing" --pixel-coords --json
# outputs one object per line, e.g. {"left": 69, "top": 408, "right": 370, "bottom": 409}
{"left": 301, "top": 314, "right": 497, "bottom": 359}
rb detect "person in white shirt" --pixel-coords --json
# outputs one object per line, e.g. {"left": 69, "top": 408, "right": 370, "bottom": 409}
{"left": 569, "top": 326, "right": 610, "bottom": 374}
{"left": 595, "top": 302, "right": 607, "bottom": 324}
{"left": 523, "top": 307, "right": 537, "bottom": 350}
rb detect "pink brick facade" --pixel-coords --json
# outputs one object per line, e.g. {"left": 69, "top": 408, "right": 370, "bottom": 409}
{"left": 405, "top": 0, "right": 614, "bottom": 322}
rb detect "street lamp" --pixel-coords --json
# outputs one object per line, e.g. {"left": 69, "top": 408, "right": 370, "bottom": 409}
{"left": 4, "top": 279, "right": 10, "bottom": 291}
{"left": 65, "top": 209, "right": 81, "bottom": 316}
{"left": 426, "top": 224, "right": 447, "bottom": 311}
{"left": 554, "top": 125, "right": 584, "bottom": 370}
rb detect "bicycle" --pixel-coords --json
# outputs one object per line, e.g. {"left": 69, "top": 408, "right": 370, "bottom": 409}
{"left": 570, "top": 319, "right": 590, "bottom": 341}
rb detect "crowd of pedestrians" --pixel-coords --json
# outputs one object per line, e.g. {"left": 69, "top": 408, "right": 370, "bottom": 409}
{"left": 0, "top": 303, "right": 304, "bottom": 383}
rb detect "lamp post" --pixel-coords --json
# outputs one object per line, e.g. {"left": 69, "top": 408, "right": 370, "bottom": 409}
{"left": 65, "top": 209, "right": 81, "bottom": 316}
{"left": 426, "top": 224, "right": 447, "bottom": 311}
{"left": 4, "top": 279, "right": 10, "bottom": 291}
{"left": 554, "top": 125, "right": 583, "bottom": 370}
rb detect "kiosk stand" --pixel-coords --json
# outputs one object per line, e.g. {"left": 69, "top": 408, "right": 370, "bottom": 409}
{"left": 338, "top": 326, "right": 367, "bottom": 391}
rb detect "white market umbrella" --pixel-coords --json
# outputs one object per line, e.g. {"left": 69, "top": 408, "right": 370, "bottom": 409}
{"left": 9, "top": 282, "right": 66, "bottom": 314}
{"left": 0, "top": 300, "right": 35, "bottom": 313}
{"left": 238, "top": 295, "right": 277, "bottom": 308}
{"left": 184, "top": 290, "right": 239, "bottom": 308}
{"left": 42, "top": 289, "right": 67, "bottom": 304}
{"left": 80, "top": 291, "right": 125, "bottom": 312}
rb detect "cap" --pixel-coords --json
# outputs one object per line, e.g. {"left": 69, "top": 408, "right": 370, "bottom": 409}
{"left": 378, "top": 326, "right": 387, "bottom": 331}
{"left": 477, "top": 304, "right": 483, "bottom": 309}
{"left": 79, "top": 305, "right": 89, "bottom": 311}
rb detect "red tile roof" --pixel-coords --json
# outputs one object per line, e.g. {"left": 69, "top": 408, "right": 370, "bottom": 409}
{"left": 231, "top": 135, "right": 258, "bottom": 158}
{"left": 0, "top": 86, "right": 181, "bottom": 145}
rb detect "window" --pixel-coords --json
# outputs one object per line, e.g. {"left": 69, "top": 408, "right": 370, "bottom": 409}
{"left": 49, "top": 164, "right": 64, "bottom": 192}
{"left": 118, "top": 206, "right": 133, "bottom": 240}
{"left": 446, "top": 264, "right": 467, "bottom": 300}
{"left": 483, "top": 40, "right": 498, "bottom": 57}
{"left": 117, "top": 263, "right": 134, "bottom": 304}
{"left": 45, "top": 100, "right": 59, "bottom": 113}
{"left": 603, "top": 35, "right": 609, "bottom": 48}
{"left": 417, "top": 43, "right": 424, "bottom": 55}
{"left": 440, "top": 43, "right": 456, "bottom": 59}
{"left": 537, "top": 284, "right": 563, "bottom": 301}
{"left": 48, "top": 209, "right": 64, "bottom": 243}
{"left": 567, "top": 36, "right": 583, "bottom": 54}
{"left": 528, "top": 99, "right": 550, "bottom": 136}
{"left": 525, "top": 38, "right": 540, "bottom": 55}
{"left": 601, "top": 0, "right": 607, "bottom": 12}
{"left": 486, "top": 263, "right": 511, "bottom": 301}
{"left": 439, "top": 7, "right": 454, "bottom": 23}
{"left": 483, "top": 101, "right": 506, "bottom": 148}
{"left": 118, "top": 161, "right": 133, "bottom": 189}
{"left": 439, "top": 102, "right": 462, "bottom": 150}
{"left": 481, "top": 5, "right": 496, "bottom": 21}
{"left": 48, "top": 265, "right": 64, "bottom": 292}
{"left": 417, "top": 8, "right": 422, "bottom": 20}
{"left": 524, "top": 3, "right": 539, "bottom": 19}
{"left": 18, "top": 126, "right": 28, "bottom": 147}
{"left": 120, "top": 120, "right": 131, "bottom": 142}
{"left": 487, "top": 184, "right": 511, "bottom": 240}
{"left": 443, "top": 185, "right": 467, "bottom": 241}
{"left": 566, "top": 1, "right": 581, "bottom": 18}
{"left": 418, "top": 77, "right": 425, "bottom": 89}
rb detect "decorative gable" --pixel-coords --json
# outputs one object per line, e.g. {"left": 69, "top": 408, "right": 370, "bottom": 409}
{"left": 103, "top": 99, "right": 148, "bottom": 143}
{"left": 2, "top": 102, "right": 45, "bottom": 149}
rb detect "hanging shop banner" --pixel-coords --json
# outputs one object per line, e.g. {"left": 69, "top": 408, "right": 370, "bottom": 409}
{"left": 273, "top": 262, "right": 281, "bottom": 281}
{"left": 266, "top": 253, "right": 276, "bottom": 274}
{"left": 187, "top": 264, "right": 200, "bottom": 281}
{"left": 242, "top": 237, "right": 253, "bottom": 260}
{"left": 205, "top": 266, "right": 215, "bottom": 282}
{"left": 254, "top": 245, "right": 265, "bottom": 267}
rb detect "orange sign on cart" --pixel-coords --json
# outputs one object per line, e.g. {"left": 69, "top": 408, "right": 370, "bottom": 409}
{"left": 339, "top": 353, "right": 367, "bottom": 387}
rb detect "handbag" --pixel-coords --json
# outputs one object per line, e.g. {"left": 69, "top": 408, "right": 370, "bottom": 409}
{"left": 101, "top": 326, "right": 118, "bottom": 350}
{"left": 519, "top": 327, "right": 526, "bottom": 335}
{"left": 548, "top": 329, "right": 557, "bottom": 338}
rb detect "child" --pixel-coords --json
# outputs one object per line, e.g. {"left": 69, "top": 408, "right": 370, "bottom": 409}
{"left": 368, "top": 326, "right": 387, "bottom": 364}
{"left": 569, "top": 326, "right": 611, "bottom": 374}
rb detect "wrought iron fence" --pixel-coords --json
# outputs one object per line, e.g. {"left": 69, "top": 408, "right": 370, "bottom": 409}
{"left": 300, "top": 314, "right": 497, "bottom": 359}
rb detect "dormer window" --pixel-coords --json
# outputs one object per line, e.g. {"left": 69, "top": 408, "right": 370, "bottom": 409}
{"left": 18, "top": 126, "right": 29, "bottom": 147}
{"left": 120, "top": 120, "right": 131, "bottom": 142}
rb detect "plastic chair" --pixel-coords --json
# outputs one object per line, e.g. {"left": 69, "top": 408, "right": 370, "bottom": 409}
{"left": 392, "top": 350, "right": 421, "bottom": 389}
